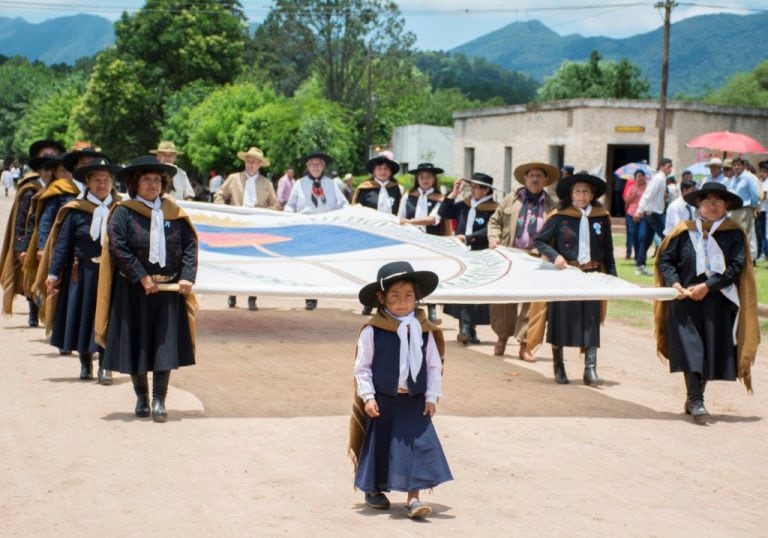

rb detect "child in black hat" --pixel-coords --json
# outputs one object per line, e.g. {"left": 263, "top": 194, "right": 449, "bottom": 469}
{"left": 349, "top": 261, "right": 452, "bottom": 519}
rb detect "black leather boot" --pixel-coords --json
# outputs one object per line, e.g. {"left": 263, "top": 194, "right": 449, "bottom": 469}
{"left": 27, "top": 299, "right": 39, "bottom": 327}
{"left": 683, "top": 372, "right": 709, "bottom": 421}
{"left": 227, "top": 295, "right": 236, "bottom": 308}
{"left": 131, "top": 374, "right": 150, "bottom": 417}
{"left": 583, "top": 347, "right": 603, "bottom": 386}
{"left": 457, "top": 321, "right": 470, "bottom": 345}
{"left": 247, "top": 296, "right": 258, "bottom": 311}
{"left": 552, "top": 346, "right": 569, "bottom": 384}
{"left": 427, "top": 304, "right": 438, "bottom": 323}
{"left": 361, "top": 305, "right": 372, "bottom": 315}
{"left": 79, "top": 353, "right": 93, "bottom": 380}
{"left": 305, "top": 299, "right": 318, "bottom": 310}
{"left": 152, "top": 370, "right": 170, "bottom": 423}
{"left": 97, "top": 353, "right": 112, "bottom": 385}
{"left": 468, "top": 325, "right": 481, "bottom": 344}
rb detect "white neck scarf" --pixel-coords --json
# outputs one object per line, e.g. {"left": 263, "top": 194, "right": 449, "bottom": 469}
{"left": 415, "top": 188, "right": 433, "bottom": 219}
{"left": 465, "top": 194, "right": 493, "bottom": 235}
{"left": 86, "top": 191, "right": 113, "bottom": 242}
{"left": 136, "top": 195, "right": 166, "bottom": 268}
{"left": 243, "top": 173, "right": 258, "bottom": 208}
{"left": 689, "top": 216, "right": 726, "bottom": 277}
{"left": 375, "top": 179, "right": 392, "bottom": 213}
{"left": 386, "top": 309, "right": 424, "bottom": 383}
{"left": 576, "top": 204, "right": 592, "bottom": 264}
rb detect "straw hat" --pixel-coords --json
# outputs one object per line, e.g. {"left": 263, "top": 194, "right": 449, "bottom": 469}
{"left": 149, "top": 141, "right": 184, "bottom": 155}
{"left": 513, "top": 162, "right": 560, "bottom": 186}
{"left": 237, "top": 147, "right": 271, "bottom": 167}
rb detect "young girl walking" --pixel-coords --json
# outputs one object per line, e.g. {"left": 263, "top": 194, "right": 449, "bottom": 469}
{"left": 348, "top": 261, "right": 453, "bottom": 519}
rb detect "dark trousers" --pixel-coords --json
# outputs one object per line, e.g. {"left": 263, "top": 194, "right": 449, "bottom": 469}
{"left": 757, "top": 211, "right": 767, "bottom": 259}
{"left": 640, "top": 212, "right": 665, "bottom": 267}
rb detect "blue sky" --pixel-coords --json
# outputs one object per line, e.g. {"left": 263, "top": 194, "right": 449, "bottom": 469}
{"left": 0, "top": 1, "right": 764, "bottom": 50}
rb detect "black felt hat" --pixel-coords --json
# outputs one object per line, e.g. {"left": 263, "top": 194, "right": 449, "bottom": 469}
{"left": 116, "top": 155, "right": 176, "bottom": 183}
{"left": 683, "top": 182, "right": 742, "bottom": 211}
{"left": 366, "top": 154, "right": 400, "bottom": 175}
{"left": 408, "top": 162, "right": 444, "bottom": 176}
{"left": 358, "top": 261, "right": 439, "bottom": 308}
{"left": 72, "top": 158, "right": 123, "bottom": 182}
{"left": 301, "top": 152, "right": 333, "bottom": 167}
{"left": 63, "top": 148, "right": 110, "bottom": 173}
{"left": 39, "top": 152, "right": 67, "bottom": 170}
{"left": 556, "top": 173, "right": 606, "bottom": 199}
{"left": 28, "top": 139, "right": 66, "bottom": 170}
{"left": 466, "top": 172, "right": 495, "bottom": 189}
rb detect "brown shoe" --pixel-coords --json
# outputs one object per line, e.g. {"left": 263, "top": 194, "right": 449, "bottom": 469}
{"left": 518, "top": 342, "right": 536, "bottom": 362}
{"left": 494, "top": 337, "right": 508, "bottom": 356}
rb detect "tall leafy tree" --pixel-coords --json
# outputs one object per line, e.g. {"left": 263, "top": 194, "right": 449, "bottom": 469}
{"left": 75, "top": 0, "right": 248, "bottom": 159}
{"left": 703, "top": 60, "right": 768, "bottom": 108}
{"left": 252, "top": 0, "right": 415, "bottom": 107}
{"left": 0, "top": 57, "right": 56, "bottom": 158}
{"left": 536, "top": 50, "right": 649, "bottom": 101}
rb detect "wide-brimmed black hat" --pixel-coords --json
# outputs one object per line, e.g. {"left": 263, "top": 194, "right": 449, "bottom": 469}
{"left": 301, "top": 152, "right": 333, "bottom": 167}
{"left": 63, "top": 148, "right": 110, "bottom": 173}
{"left": 28, "top": 139, "right": 66, "bottom": 170}
{"left": 366, "top": 154, "right": 400, "bottom": 176}
{"left": 408, "top": 162, "right": 444, "bottom": 176}
{"left": 556, "top": 173, "right": 606, "bottom": 199}
{"left": 683, "top": 182, "right": 742, "bottom": 210}
{"left": 39, "top": 152, "right": 67, "bottom": 170}
{"left": 72, "top": 158, "right": 123, "bottom": 182}
{"left": 28, "top": 139, "right": 65, "bottom": 160}
{"left": 466, "top": 172, "right": 495, "bottom": 189}
{"left": 116, "top": 155, "right": 176, "bottom": 183}
{"left": 358, "top": 261, "right": 439, "bottom": 308}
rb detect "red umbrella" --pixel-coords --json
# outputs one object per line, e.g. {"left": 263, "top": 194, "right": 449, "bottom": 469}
{"left": 686, "top": 131, "right": 767, "bottom": 154}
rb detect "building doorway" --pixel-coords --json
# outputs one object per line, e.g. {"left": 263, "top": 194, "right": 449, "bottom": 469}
{"left": 605, "top": 144, "right": 650, "bottom": 216}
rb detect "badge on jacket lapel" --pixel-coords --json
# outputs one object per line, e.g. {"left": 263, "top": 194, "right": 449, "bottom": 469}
{"left": 593, "top": 222, "right": 602, "bottom": 235}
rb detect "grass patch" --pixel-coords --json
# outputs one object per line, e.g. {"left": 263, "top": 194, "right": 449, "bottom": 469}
{"left": 606, "top": 299, "right": 654, "bottom": 330}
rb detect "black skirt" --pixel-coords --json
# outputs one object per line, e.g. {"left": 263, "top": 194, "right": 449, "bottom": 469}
{"left": 49, "top": 259, "right": 100, "bottom": 356}
{"left": 354, "top": 393, "right": 453, "bottom": 493}
{"left": 665, "top": 291, "right": 738, "bottom": 381}
{"left": 546, "top": 300, "right": 601, "bottom": 348}
{"left": 101, "top": 274, "right": 195, "bottom": 374}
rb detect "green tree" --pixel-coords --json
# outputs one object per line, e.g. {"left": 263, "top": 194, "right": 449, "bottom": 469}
{"left": 536, "top": 50, "right": 649, "bottom": 101}
{"left": 0, "top": 57, "right": 56, "bottom": 158}
{"left": 252, "top": 0, "right": 415, "bottom": 107}
{"left": 184, "top": 83, "right": 279, "bottom": 174}
{"left": 13, "top": 72, "right": 88, "bottom": 156}
{"left": 72, "top": 51, "right": 163, "bottom": 162}
{"left": 702, "top": 60, "right": 768, "bottom": 108}
{"left": 75, "top": 0, "right": 248, "bottom": 159}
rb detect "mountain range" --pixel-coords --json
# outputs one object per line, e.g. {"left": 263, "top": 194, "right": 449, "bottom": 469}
{"left": 0, "top": 14, "right": 114, "bottom": 65}
{"left": 1, "top": 12, "right": 766, "bottom": 97}
{"left": 453, "top": 12, "right": 768, "bottom": 97}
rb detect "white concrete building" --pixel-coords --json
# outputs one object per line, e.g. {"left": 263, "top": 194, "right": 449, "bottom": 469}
{"left": 391, "top": 124, "right": 454, "bottom": 175}
{"left": 453, "top": 98, "right": 768, "bottom": 209}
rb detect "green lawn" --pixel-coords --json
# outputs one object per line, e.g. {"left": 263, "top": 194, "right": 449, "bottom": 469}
{"left": 608, "top": 232, "right": 768, "bottom": 335}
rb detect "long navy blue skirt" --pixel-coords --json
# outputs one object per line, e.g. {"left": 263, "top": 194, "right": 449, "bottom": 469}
{"left": 355, "top": 393, "right": 453, "bottom": 493}
{"left": 101, "top": 274, "right": 195, "bottom": 375}
{"left": 49, "top": 259, "right": 100, "bottom": 356}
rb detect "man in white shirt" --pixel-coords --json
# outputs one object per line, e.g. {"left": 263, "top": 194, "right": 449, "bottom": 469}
{"left": 702, "top": 157, "right": 725, "bottom": 185}
{"left": 636, "top": 157, "right": 672, "bottom": 273}
{"left": 150, "top": 141, "right": 195, "bottom": 200}
{"left": 284, "top": 151, "right": 348, "bottom": 310}
{"left": 756, "top": 160, "right": 768, "bottom": 262}
{"left": 664, "top": 179, "right": 697, "bottom": 235}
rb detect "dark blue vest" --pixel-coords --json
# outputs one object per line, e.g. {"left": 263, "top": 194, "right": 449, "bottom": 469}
{"left": 370, "top": 326, "right": 428, "bottom": 396}
{"left": 404, "top": 193, "right": 443, "bottom": 236}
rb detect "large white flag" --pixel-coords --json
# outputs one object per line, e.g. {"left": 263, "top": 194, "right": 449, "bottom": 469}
{"left": 181, "top": 202, "right": 677, "bottom": 303}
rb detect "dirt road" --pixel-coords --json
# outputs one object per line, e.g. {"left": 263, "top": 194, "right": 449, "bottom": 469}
{"left": 0, "top": 194, "right": 765, "bottom": 537}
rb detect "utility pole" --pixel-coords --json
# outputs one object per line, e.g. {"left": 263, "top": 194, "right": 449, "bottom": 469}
{"left": 365, "top": 44, "right": 373, "bottom": 159}
{"left": 655, "top": 0, "right": 676, "bottom": 166}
